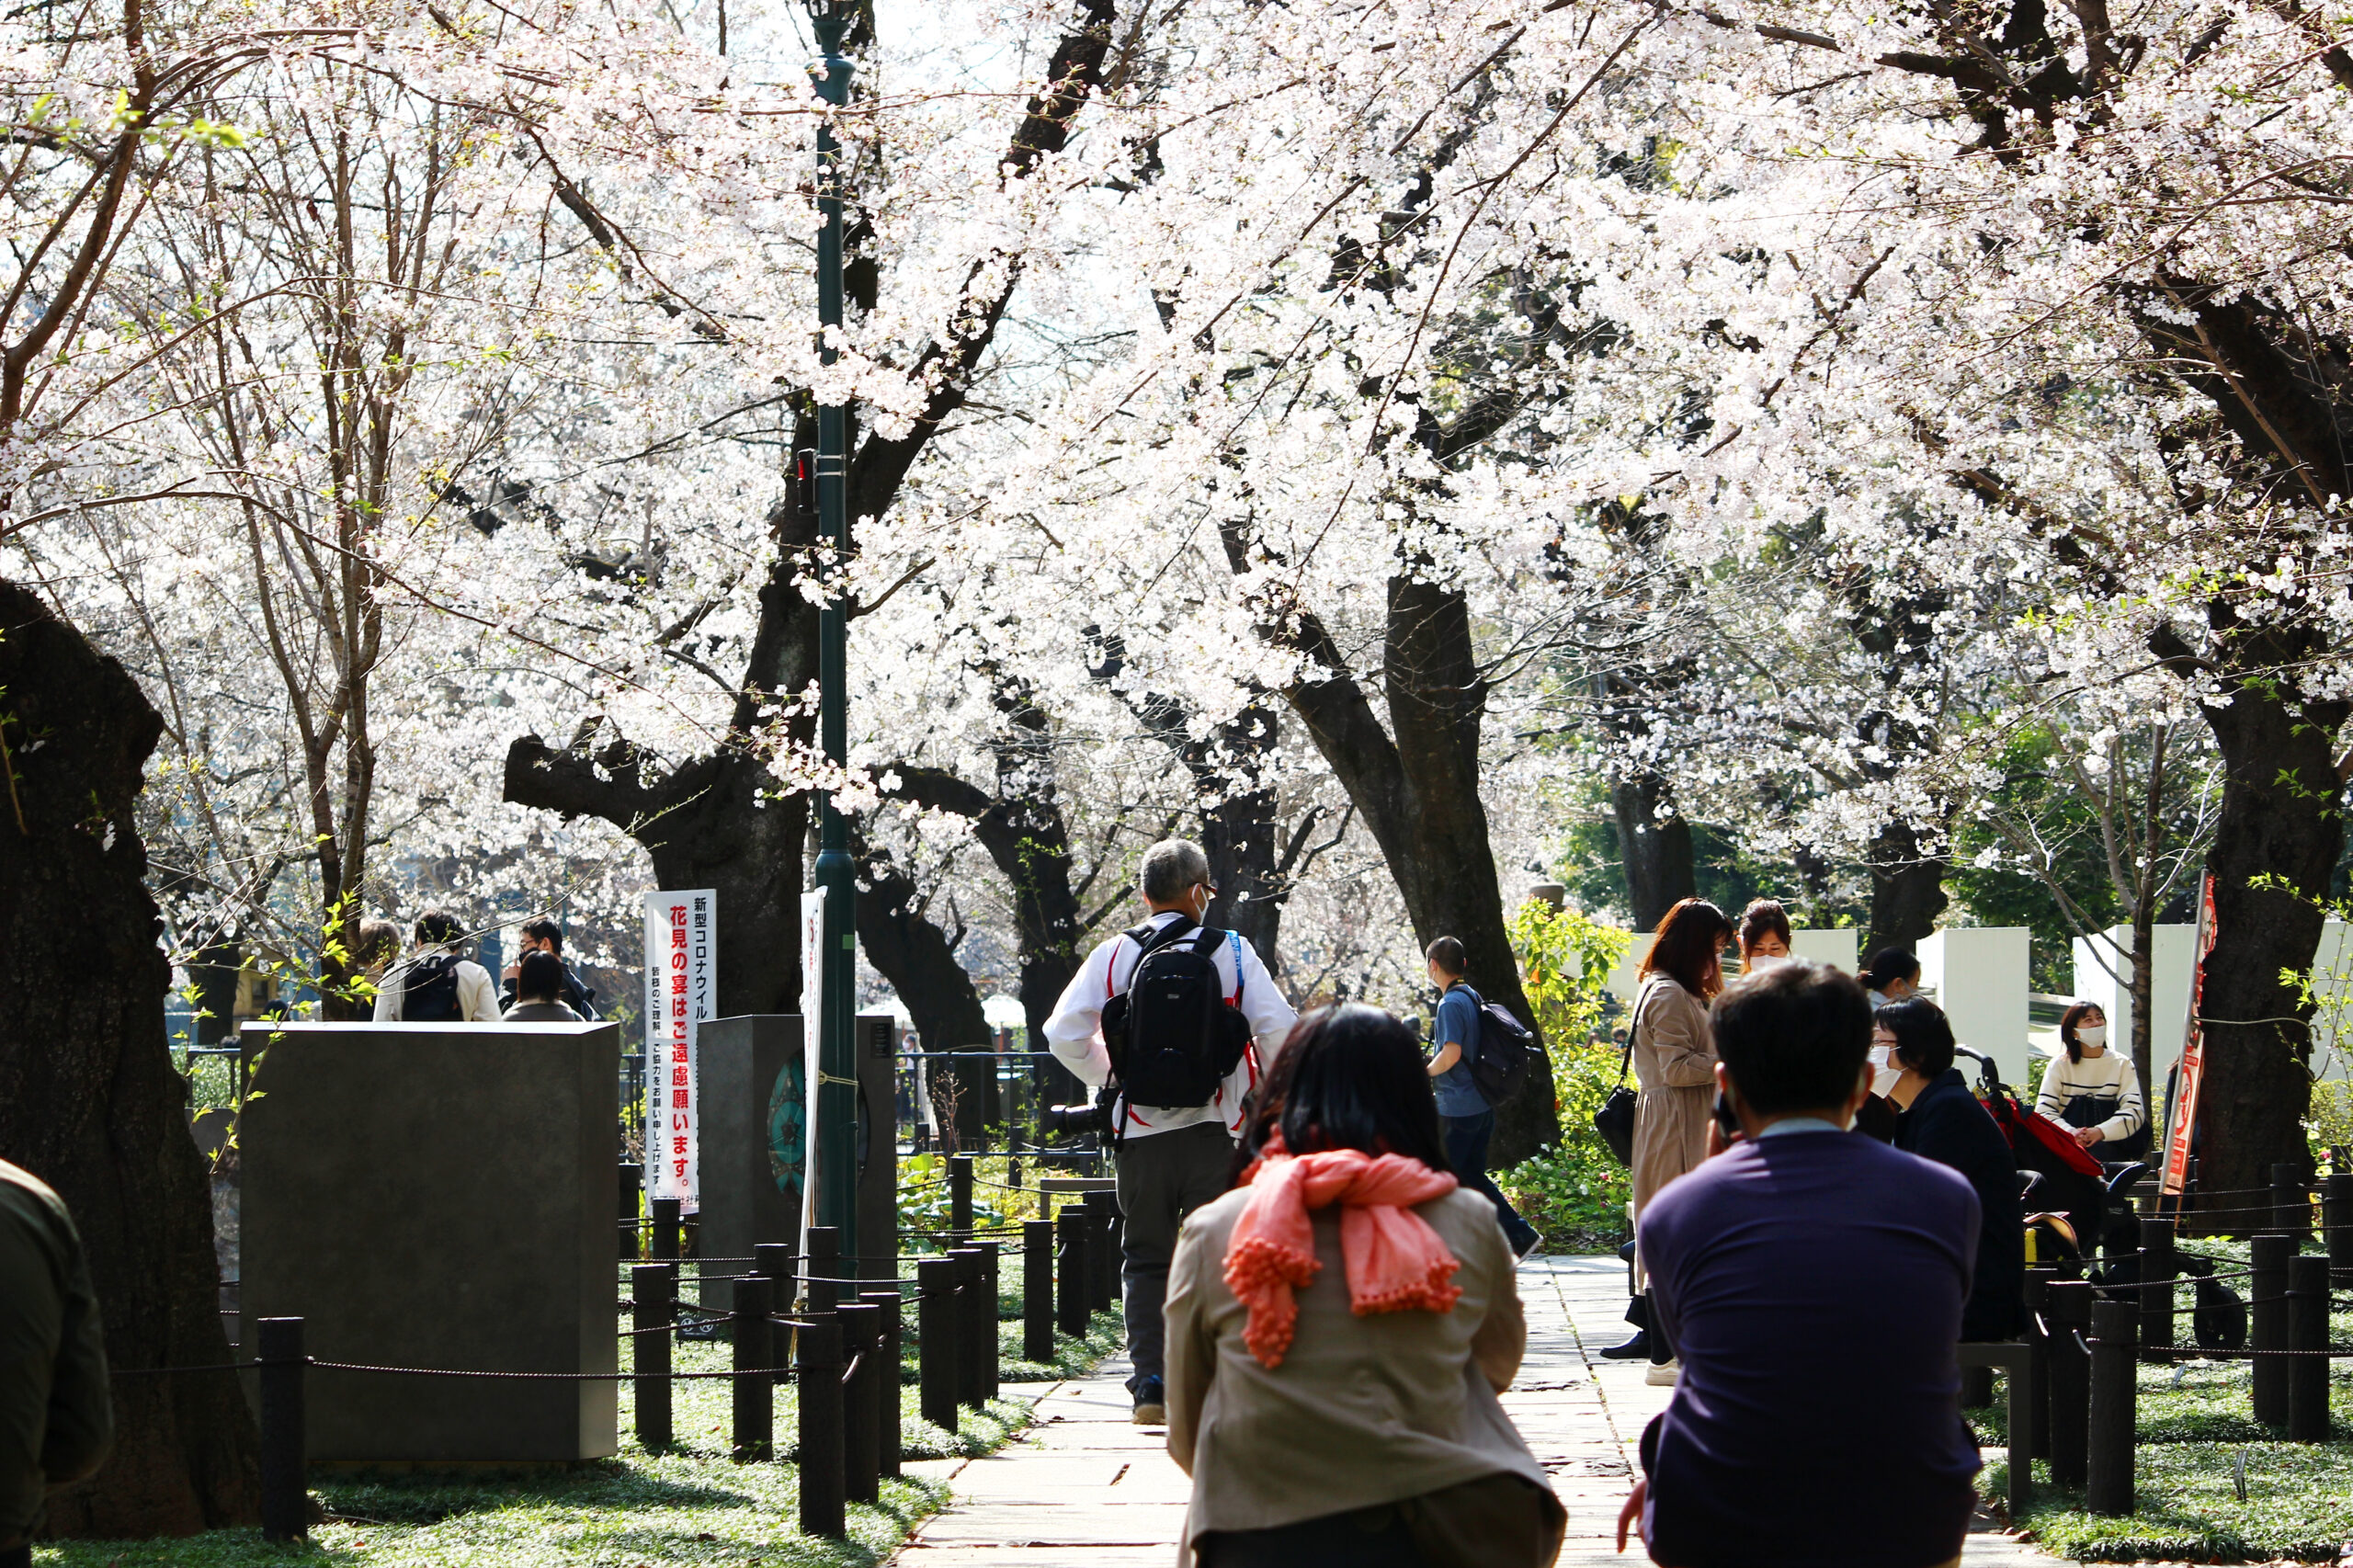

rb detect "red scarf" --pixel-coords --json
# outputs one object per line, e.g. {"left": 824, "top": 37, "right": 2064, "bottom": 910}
{"left": 1222, "top": 1139, "right": 1462, "bottom": 1369}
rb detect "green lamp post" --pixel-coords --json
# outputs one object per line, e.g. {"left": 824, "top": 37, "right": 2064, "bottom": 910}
{"left": 805, "top": 6, "right": 857, "bottom": 1240}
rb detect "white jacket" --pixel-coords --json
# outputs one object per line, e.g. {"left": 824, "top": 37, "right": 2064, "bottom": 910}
{"left": 372, "top": 946, "right": 502, "bottom": 1023}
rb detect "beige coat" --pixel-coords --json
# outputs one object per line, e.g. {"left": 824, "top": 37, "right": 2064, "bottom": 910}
{"left": 1630, "top": 973, "right": 1717, "bottom": 1219}
{"left": 1164, "top": 1185, "right": 1551, "bottom": 1551}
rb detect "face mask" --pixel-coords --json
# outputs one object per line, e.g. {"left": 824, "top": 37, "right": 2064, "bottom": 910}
{"left": 2078, "top": 1024, "right": 2107, "bottom": 1050}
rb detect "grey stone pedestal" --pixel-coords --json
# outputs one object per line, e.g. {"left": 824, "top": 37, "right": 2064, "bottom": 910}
{"left": 238, "top": 1022, "right": 619, "bottom": 1462}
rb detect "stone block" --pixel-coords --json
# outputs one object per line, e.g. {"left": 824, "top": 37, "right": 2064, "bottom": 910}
{"left": 1919, "top": 926, "right": 2031, "bottom": 1088}
{"left": 692, "top": 1014, "right": 805, "bottom": 1310}
{"left": 239, "top": 1021, "right": 618, "bottom": 1462}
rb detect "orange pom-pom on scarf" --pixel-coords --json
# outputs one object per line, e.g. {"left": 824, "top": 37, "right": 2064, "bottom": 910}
{"left": 1222, "top": 1139, "right": 1462, "bottom": 1369}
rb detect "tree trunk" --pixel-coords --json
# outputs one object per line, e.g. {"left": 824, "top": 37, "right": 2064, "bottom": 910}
{"left": 0, "top": 579, "right": 260, "bottom": 1537}
{"left": 1865, "top": 821, "right": 1948, "bottom": 954}
{"left": 2128, "top": 898, "right": 2156, "bottom": 1110}
{"left": 1278, "top": 572, "right": 1561, "bottom": 1165}
{"left": 853, "top": 844, "right": 1001, "bottom": 1139}
{"left": 1611, "top": 772, "right": 1696, "bottom": 932}
{"left": 2186, "top": 672, "right": 2345, "bottom": 1196}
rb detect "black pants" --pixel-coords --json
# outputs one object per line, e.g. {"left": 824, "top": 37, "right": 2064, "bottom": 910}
{"left": 1441, "top": 1110, "right": 1539, "bottom": 1253}
{"left": 1114, "top": 1119, "right": 1234, "bottom": 1395}
{"left": 1195, "top": 1505, "right": 1433, "bottom": 1568}
{"left": 2, "top": 1544, "right": 29, "bottom": 1568}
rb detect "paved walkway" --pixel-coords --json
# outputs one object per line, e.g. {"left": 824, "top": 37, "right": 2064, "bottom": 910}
{"left": 892, "top": 1254, "right": 2066, "bottom": 1567}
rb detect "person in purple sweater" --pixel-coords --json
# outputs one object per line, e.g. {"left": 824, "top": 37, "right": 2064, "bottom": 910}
{"left": 1617, "top": 960, "right": 1984, "bottom": 1568}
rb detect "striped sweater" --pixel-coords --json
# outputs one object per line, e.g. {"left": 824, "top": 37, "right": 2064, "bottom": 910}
{"left": 2034, "top": 1050, "right": 2145, "bottom": 1144}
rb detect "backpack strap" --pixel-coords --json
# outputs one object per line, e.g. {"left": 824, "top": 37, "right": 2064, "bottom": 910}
{"left": 1109, "top": 917, "right": 1199, "bottom": 998}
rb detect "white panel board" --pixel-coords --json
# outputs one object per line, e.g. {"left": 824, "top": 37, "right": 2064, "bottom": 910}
{"left": 1919, "top": 927, "right": 2031, "bottom": 1089}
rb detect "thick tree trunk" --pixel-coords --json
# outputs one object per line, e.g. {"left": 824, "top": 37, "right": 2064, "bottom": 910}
{"left": 0, "top": 580, "right": 260, "bottom": 1537}
{"left": 2187, "top": 674, "right": 2345, "bottom": 1196}
{"left": 1611, "top": 772, "right": 1696, "bottom": 932}
{"left": 1279, "top": 573, "right": 1561, "bottom": 1165}
{"left": 853, "top": 845, "right": 999, "bottom": 1138}
{"left": 1865, "top": 821, "right": 1948, "bottom": 954}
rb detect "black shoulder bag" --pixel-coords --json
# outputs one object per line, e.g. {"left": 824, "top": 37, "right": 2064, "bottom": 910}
{"left": 1591, "top": 979, "right": 1652, "bottom": 1166}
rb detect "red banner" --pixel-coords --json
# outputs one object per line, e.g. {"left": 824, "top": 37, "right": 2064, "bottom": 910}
{"left": 2160, "top": 870, "right": 2218, "bottom": 1197}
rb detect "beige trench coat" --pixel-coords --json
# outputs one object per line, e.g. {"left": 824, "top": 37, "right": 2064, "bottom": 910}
{"left": 1630, "top": 973, "right": 1717, "bottom": 1220}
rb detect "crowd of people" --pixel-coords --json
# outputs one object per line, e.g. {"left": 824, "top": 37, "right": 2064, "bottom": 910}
{"left": 360, "top": 913, "right": 600, "bottom": 1024}
{"left": 1047, "top": 855, "right": 2148, "bottom": 1568}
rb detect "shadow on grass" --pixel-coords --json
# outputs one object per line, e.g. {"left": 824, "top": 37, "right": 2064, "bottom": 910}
{"left": 316, "top": 1459, "right": 760, "bottom": 1523}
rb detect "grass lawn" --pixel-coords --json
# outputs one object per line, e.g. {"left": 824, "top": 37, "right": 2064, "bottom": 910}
{"left": 32, "top": 1305, "right": 1124, "bottom": 1568}
{"left": 1976, "top": 1251, "right": 2353, "bottom": 1562}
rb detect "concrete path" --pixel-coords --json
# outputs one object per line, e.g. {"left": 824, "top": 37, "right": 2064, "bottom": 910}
{"left": 892, "top": 1254, "right": 2067, "bottom": 1567}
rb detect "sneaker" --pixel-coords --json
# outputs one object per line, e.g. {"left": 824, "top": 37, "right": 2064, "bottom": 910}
{"left": 1131, "top": 1376, "right": 1166, "bottom": 1426}
{"left": 1644, "top": 1358, "right": 1680, "bottom": 1387}
{"left": 1597, "top": 1332, "right": 1650, "bottom": 1361}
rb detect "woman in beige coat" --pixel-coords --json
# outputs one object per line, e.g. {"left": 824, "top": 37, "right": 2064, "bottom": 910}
{"left": 1165, "top": 1004, "right": 1563, "bottom": 1568}
{"left": 1610, "top": 898, "right": 1733, "bottom": 1381}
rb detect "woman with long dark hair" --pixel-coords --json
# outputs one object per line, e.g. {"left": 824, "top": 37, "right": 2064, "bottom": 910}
{"left": 1165, "top": 1005, "right": 1564, "bottom": 1568}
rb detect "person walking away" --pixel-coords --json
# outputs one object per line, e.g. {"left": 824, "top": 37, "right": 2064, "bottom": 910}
{"left": 1166, "top": 1004, "right": 1565, "bottom": 1568}
{"left": 1881, "top": 998, "right": 2024, "bottom": 1342}
{"left": 1424, "top": 937, "right": 1540, "bottom": 1259}
{"left": 356, "top": 917, "right": 402, "bottom": 984}
{"left": 1618, "top": 960, "right": 1982, "bottom": 1568}
{"left": 1, "top": 1161, "right": 111, "bottom": 1568}
{"left": 505, "top": 951, "right": 585, "bottom": 1022}
{"left": 1045, "top": 838, "right": 1298, "bottom": 1426}
{"left": 1610, "top": 898, "right": 1733, "bottom": 1377}
{"left": 498, "top": 917, "right": 599, "bottom": 1020}
{"left": 372, "top": 909, "right": 501, "bottom": 1022}
{"left": 2036, "top": 1002, "right": 2147, "bottom": 1161}
{"left": 1733, "top": 899, "right": 1791, "bottom": 975}
{"left": 1861, "top": 948, "right": 1923, "bottom": 1008}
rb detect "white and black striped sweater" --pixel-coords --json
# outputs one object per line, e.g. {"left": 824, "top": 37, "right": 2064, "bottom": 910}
{"left": 2034, "top": 1050, "right": 2145, "bottom": 1144}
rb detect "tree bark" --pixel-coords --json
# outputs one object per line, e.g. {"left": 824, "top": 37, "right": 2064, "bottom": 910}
{"left": 1611, "top": 772, "right": 1696, "bottom": 933}
{"left": 2181, "top": 663, "right": 2346, "bottom": 1196}
{"left": 0, "top": 580, "right": 260, "bottom": 1538}
{"left": 1275, "top": 574, "right": 1561, "bottom": 1165}
{"left": 1865, "top": 821, "right": 1949, "bottom": 954}
{"left": 852, "top": 842, "right": 1001, "bottom": 1139}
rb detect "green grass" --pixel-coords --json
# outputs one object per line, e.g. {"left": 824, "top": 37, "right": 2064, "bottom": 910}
{"left": 1972, "top": 1261, "right": 2353, "bottom": 1562}
{"left": 34, "top": 1307, "right": 1124, "bottom": 1568}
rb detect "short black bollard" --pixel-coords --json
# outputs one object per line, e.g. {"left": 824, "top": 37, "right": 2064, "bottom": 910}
{"left": 756, "top": 1241, "right": 800, "bottom": 1382}
{"left": 2288, "top": 1254, "right": 2331, "bottom": 1441}
{"left": 1024, "top": 1219, "right": 1055, "bottom": 1364}
{"left": 2086, "top": 1300, "right": 2138, "bottom": 1516}
{"left": 257, "top": 1316, "right": 307, "bottom": 1542}
{"left": 838, "top": 1301, "right": 881, "bottom": 1504}
{"left": 949, "top": 1153, "right": 975, "bottom": 1241}
{"left": 806, "top": 1226, "right": 841, "bottom": 1314}
{"left": 2253, "top": 1233, "right": 2292, "bottom": 1426}
{"left": 976, "top": 1240, "right": 1002, "bottom": 1400}
{"left": 1056, "top": 1205, "right": 1089, "bottom": 1335}
{"left": 797, "top": 1314, "right": 846, "bottom": 1537}
{"left": 951, "top": 1246, "right": 986, "bottom": 1408}
{"left": 653, "top": 1196, "right": 682, "bottom": 1261}
{"left": 2138, "top": 1216, "right": 2176, "bottom": 1362}
{"left": 732, "top": 1275, "right": 773, "bottom": 1460}
{"left": 861, "top": 1289, "right": 904, "bottom": 1478}
{"left": 2045, "top": 1280, "right": 2090, "bottom": 1489}
{"left": 632, "top": 1262, "right": 675, "bottom": 1449}
{"left": 2325, "top": 1171, "right": 2353, "bottom": 1288}
{"left": 2024, "top": 1267, "right": 2055, "bottom": 1460}
{"left": 917, "top": 1256, "right": 960, "bottom": 1433}
{"left": 2273, "top": 1162, "right": 2311, "bottom": 1244}
{"left": 620, "top": 1163, "right": 643, "bottom": 1258}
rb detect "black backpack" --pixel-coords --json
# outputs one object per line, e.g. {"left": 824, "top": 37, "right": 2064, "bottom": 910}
{"left": 1451, "top": 983, "right": 1540, "bottom": 1106}
{"left": 403, "top": 952, "right": 465, "bottom": 1022}
{"left": 1100, "top": 921, "right": 1254, "bottom": 1121}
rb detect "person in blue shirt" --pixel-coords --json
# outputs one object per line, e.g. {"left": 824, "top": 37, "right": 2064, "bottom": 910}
{"left": 1424, "top": 937, "right": 1541, "bottom": 1259}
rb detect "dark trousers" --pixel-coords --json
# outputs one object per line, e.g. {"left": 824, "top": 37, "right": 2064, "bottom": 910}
{"left": 1114, "top": 1119, "right": 1235, "bottom": 1396}
{"left": 1195, "top": 1504, "right": 1433, "bottom": 1567}
{"left": 1442, "top": 1109, "right": 1540, "bottom": 1254}
{"left": 2, "top": 1545, "right": 28, "bottom": 1568}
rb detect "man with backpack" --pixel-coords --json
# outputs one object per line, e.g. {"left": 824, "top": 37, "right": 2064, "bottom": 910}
{"left": 371, "top": 909, "right": 501, "bottom": 1023}
{"left": 1426, "top": 937, "right": 1542, "bottom": 1260}
{"left": 1045, "top": 839, "right": 1298, "bottom": 1427}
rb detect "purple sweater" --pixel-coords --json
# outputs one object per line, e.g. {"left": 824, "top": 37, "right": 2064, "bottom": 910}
{"left": 1638, "top": 1131, "right": 1984, "bottom": 1568}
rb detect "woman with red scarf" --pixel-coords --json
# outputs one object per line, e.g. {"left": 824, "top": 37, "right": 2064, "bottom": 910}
{"left": 1162, "top": 1004, "right": 1564, "bottom": 1568}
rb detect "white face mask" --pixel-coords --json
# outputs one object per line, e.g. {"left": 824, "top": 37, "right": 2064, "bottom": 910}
{"left": 1868, "top": 1045, "right": 1902, "bottom": 1096}
{"left": 2078, "top": 1024, "right": 2108, "bottom": 1050}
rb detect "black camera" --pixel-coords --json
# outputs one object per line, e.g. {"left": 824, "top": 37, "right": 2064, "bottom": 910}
{"left": 1038, "top": 1098, "right": 1110, "bottom": 1140}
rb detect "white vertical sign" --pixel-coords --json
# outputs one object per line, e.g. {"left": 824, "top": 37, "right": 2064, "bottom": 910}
{"left": 799, "top": 888, "right": 826, "bottom": 1246}
{"left": 645, "top": 888, "right": 718, "bottom": 1201}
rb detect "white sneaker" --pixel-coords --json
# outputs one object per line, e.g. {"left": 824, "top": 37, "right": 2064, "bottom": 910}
{"left": 1644, "top": 1358, "right": 1680, "bottom": 1387}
